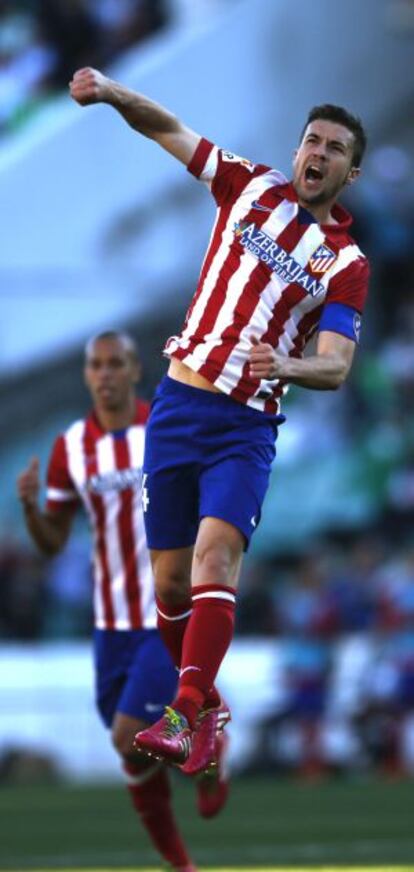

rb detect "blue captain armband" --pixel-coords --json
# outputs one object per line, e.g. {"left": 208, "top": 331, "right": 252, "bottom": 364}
{"left": 318, "top": 302, "right": 362, "bottom": 344}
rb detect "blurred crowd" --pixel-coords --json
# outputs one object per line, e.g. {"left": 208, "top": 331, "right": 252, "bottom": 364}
{"left": 238, "top": 533, "right": 414, "bottom": 779}
{"left": 0, "top": 0, "right": 169, "bottom": 134}
{"left": 0, "top": 532, "right": 92, "bottom": 640}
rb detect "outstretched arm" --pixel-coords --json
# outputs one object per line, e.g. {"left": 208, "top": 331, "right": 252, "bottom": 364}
{"left": 17, "top": 457, "right": 74, "bottom": 556}
{"left": 249, "top": 331, "right": 356, "bottom": 390}
{"left": 69, "top": 67, "right": 201, "bottom": 165}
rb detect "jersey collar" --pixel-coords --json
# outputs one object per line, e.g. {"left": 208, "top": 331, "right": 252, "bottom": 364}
{"left": 278, "top": 181, "right": 353, "bottom": 233}
{"left": 88, "top": 398, "right": 147, "bottom": 438}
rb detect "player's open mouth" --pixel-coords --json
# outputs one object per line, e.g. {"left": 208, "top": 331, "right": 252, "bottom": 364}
{"left": 305, "top": 165, "right": 324, "bottom": 183}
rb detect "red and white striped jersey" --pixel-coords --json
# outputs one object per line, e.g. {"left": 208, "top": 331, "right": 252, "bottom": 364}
{"left": 46, "top": 400, "right": 154, "bottom": 631}
{"left": 165, "top": 139, "right": 370, "bottom": 415}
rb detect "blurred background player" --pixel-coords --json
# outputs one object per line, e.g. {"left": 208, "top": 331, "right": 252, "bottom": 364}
{"left": 17, "top": 330, "right": 228, "bottom": 872}
{"left": 69, "top": 68, "right": 369, "bottom": 771}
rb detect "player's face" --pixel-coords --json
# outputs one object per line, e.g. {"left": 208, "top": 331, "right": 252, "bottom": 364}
{"left": 293, "top": 119, "right": 359, "bottom": 208}
{"left": 84, "top": 338, "right": 140, "bottom": 411}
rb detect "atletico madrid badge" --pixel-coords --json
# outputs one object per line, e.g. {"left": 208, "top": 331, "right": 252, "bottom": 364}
{"left": 309, "top": 243, "right": 337, "bottom": 275}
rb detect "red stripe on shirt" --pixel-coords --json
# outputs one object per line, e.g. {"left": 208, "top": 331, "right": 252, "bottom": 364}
{"left": 187, "top": 138, "right": 214, "bottom": 178}
{"left": 196, "top": 196, "right": 280, "bottom": 384}
{"left": 84, "top": 421, "right": 115, "bottom": 630}
{"left": 113, "top": 436, "right": 142, "bottom": 628}
{"left": 230, "top": 216, "right": 311, "bottom": 404}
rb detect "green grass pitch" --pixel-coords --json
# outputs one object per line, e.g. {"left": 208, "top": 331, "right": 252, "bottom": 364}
{"left": 1, "top": 776, "right": 414, "bottom": 870}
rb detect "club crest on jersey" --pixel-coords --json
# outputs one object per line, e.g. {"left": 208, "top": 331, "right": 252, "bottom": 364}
{"left": 309, "top": 243, "right": 337, "bottom": 275}
{"left": 221, "top": 150, "right": 255, "bottom": 172}
{"left": 234, "top": 221, "right": 326, "bottom": 298}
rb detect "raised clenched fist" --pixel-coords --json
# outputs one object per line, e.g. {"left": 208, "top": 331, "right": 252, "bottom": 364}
{"left": 17, "top": 456, "right": 40, "bottom": 508}
{"left": 69, "top": 67, "right": 112, "bottom": 106}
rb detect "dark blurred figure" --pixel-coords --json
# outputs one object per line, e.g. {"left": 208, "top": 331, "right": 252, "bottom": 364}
{"left": 37, "top": 0, "right": 100, "bottom": 88}
{"left": 0, "top": 536, "right": 47, "bottom": 639}
{"left": 328, "top": 534, "right": 383, "bottom": 632}
{"left": 236, "top": 559, "right": 277, "bottom": 636}
{"left": 37, "top": 0, "right": 169, "bottom": 88}
{"left": 249, "top": 551, "right": 339, "bottom": 776}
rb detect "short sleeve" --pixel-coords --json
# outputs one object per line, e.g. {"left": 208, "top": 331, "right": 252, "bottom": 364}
{"left": 46, "top": 435, "right": 79, "bottom": 512}
{"left": 318, "top": 256, "right": 370, "bottom": 343}
{"left": 325, "top": 255, "right": 370, "bottom": 312}
{"left": 187, "top": 137, "right": 269, "bottom": 207}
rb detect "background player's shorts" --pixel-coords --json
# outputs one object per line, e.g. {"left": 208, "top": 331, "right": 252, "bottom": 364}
{"left": 94, "top": 628, "right": 177, "bottom": 728}
{"left": 143, "top": 375, "right": 285, "bottom": 551}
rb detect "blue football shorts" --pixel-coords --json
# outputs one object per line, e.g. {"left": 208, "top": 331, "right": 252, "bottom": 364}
{"left": 94, "top": 628, "right": 177, "bottom": 728}
{"left": 143, "top": 375, "right": 285, "bottom": 551}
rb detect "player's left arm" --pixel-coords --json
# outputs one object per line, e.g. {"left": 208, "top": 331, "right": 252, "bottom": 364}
{"left": 249, "top": 330, "right": 356, "bottom": 390}
{"left": 69, "top": 67, "right": 201, "bottom": 166}
{"left": 250, "top": 255, "right": 369, "bottom": 390}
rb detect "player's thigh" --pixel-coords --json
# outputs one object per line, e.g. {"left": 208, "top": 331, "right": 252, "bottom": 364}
{"left": 143, "top": 465, "right": 199, "bottom": 551}
{"left": 150, "top": 545, "right": 193, "bottom": 604}
{"left": 199, "top": 448, "right": 274, "bottom": 557}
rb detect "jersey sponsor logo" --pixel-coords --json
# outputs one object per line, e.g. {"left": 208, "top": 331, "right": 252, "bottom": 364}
{"left": 234, "top": 221, "right": 326, "bottom": 297}
{"left": 85, "top": 467, "right": 141, "bottom": 495}
{"left": 221, "top": 150, "right": 255, "bottom": 172}
{"left": 309, "top": 243, "right": 337, "bottom": 275}
{"left": 353, "top": 312, "right": 361, "bottom": 342}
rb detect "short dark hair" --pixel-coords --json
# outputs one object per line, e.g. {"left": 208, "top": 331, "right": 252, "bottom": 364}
{"left": 85, "top": 330, "right": 139, "bottom": 360}
{"left": 300, "top": 104, "right": 367, "bottom": 167}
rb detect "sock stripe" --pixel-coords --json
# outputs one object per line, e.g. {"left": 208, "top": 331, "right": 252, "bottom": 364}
{"left": 157, "top": 607, "right": 193, "bottom": 622}
{"left": 192, "top": 590, "right": 236, "bottom": 604}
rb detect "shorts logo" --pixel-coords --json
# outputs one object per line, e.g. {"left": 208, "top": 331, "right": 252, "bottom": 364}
{"left": 145, "top": 702, "right": 163, "bottom": 713}
{"left": 353, "top": 312, "right": 361, "bottom": 343}
{"left": 309, "top": 243, "right": 337, "bottom": 275}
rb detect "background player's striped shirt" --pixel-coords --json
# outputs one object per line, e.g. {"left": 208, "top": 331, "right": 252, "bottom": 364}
{"left": 165, "top": 139, "right": 370, "bottom": 414}
{"left": 46, "top": 400, "right": 154, "bottom": 631}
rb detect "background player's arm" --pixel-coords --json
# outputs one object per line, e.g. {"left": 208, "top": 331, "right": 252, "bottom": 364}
{"left": 69, "top": 67, "right": 201, "bottom": 165}
{"left": 249, "top": 331, "right": 356, "bottom": 390}
{"left": 17, "top": 457, "right": 74, "bottom": 556}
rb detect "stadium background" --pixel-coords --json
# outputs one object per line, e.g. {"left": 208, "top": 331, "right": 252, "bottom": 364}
{"left": 1, "top": 0, "right": 414, "bottom": 868}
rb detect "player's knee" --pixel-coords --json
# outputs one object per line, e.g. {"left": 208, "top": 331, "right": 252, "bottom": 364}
{"left": 194, "top": 540, "right": 235, "bottom": 584}
{"left": 152, "top": 561, "right": 191, "bottom": 606}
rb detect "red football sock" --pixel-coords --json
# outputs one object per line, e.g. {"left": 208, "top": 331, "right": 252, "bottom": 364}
{"left": 124, "top": 760, "right": 192, "bottom": 868}
{"left": 155, "top": 594, "right": 192, "bottom": 668}
{"left": 156, "top": 594, "right": 221, "bottom": 711}
{"left": 173, "top": 584, "right": 236, "bottom": 728}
